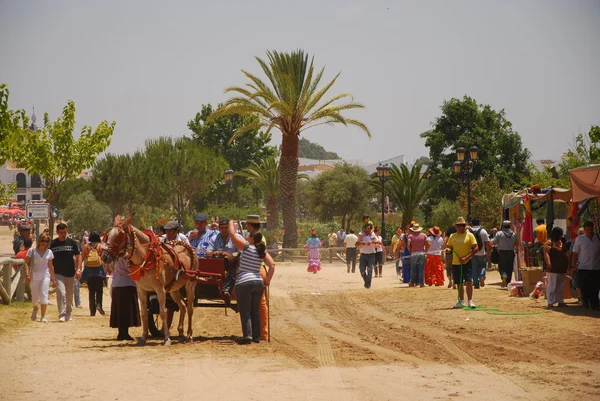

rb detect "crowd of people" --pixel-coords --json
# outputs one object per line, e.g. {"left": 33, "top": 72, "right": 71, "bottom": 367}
{"left": 300, "top": 213, "right": 600, "bottom": 311}
{"left": 12, "top": 212, "right": 276, "bottom": 344}
{"left": 10, "top": 209, "right": 599, "bottom": 344}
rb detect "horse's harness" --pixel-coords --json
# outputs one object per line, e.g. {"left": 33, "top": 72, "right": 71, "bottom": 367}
{"left": 106, "top": 222, "right": 199, "bottom": 290}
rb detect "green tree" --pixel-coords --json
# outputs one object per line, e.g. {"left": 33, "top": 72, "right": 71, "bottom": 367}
{"left": 421, "top": 96, "right": 531, "bottom": 200}
{"left": 209, "top": 50, "right": 370, "bottom": 247}
{"left": 0, "top": 84, "right": 25, "bottom": 164}
{"left": 236, "top": 157, "right": 281, "bottom": 231}
{"left": 62, "top": 191, "right": 113, "bottom": 235}
{"left": 143, "top": 137, "right": 228, "bottom": 223}
{"left": 457, "top": 173, "right": 503, "bottom": 228}
{"left": 50, "top": 178, "right": 92, "bottom": 211}
{"left": 91, "top": 153, "right": 146, "bottom": 215}
{"left": 297, "top": 137, "right": 340, "bottom": 159}
{"left": 8, "top": 99, "right": 115, "bottom": 234}
{"left": 386, "top": 161, "right": 443, "bottom": 227}
{"left": 306, "top": 163, "right": 373, "bottom": 229}
{"left": 0, "top": 182, "right": 17, "bottom": 204}
{"left": 430, "top": 199, "right": 464, "bottom": 231}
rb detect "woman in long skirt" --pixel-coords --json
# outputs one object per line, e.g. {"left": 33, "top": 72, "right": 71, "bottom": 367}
{"left": 106, "top": 258, "right": 140, "bottom": 341}
{"left": 398, "top": 225, "right": 412, "bottom": 283}
{"left": 304, "top": 228, "right": 322, "bottom": 274}
{"left": 425, "top": 227, "right": 445, "bottom": 286}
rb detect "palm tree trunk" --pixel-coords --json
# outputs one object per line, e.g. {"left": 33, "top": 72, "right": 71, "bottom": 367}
{"left": 266, "top": 195, "right": 278, "bottom": 232}
{"left": 280, "top": 133, "right": 299, "bottom": 247}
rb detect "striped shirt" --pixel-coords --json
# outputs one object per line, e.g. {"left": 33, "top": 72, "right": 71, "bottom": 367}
{"left": 235, "top": 243, "right": 263, "bottom": 286}
{"left": 186, "top": 229, "right": 217, "bottom": 258}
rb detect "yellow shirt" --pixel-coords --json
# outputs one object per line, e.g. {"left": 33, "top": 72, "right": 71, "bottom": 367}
{"left": 534, "top": 225, "right": 547, "bottom": 243}
{"left": 447, "top": 232, "right": 477, "bottom": 265}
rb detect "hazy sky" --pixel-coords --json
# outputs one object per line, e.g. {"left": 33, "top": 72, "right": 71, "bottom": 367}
{"left": 1, "top": 0, "right": 599, "bottom": 164}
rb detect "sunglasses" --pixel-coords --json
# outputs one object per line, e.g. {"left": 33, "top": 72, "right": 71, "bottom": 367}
{"left": 40, "top": 240, "right": 50, "bottom": 243}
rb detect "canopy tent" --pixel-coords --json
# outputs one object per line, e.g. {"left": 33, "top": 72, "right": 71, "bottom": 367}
{"left": 569, "top": 165, "right": 600, "bottom": 202}
{"left": 502, "top": 187, "right": 571, "bottom": 209}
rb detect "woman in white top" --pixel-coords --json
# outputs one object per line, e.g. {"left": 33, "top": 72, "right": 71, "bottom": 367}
{"left": 425, "top": 227, "right": 445, "bottom": 286}
{"left": 24, "top": 232, "right": 56, "bottom": 323}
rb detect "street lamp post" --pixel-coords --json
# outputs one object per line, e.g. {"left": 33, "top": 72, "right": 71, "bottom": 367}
{"left": 453, "top": 146, "right": 479, "bottom": 221}
{"left": 376, "top": 164, "right": 391, "bottom": 243}
{"left": 224, "top": 169, "right": 234, "bottom": 203}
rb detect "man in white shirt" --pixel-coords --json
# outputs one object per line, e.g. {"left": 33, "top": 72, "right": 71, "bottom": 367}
{"left": 343, "top": 229, "right": 359, "bottom": 273}
{"left": 357, "top": 224, "right": 380, "bottom": 288}
{"left": 572, "top": 221, "right": 600, "bottom": 310}
{"left": 468, "top": 218, "right": 490, "bottom": 289}
{"left": 161, "top": 221, "right": 190, "bottom": 244}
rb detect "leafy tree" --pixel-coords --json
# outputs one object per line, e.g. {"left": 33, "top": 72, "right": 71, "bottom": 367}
{"left": 91, "top": 153, "right": 146, "bottom": 215}
{"left": 457, "top": 173, "right": 503, "bottom": 228}
{"left": 385, "top": 161, "right": 443, "bottom": 227}
{"left": 430, "top": 199, "right": 464, "bottom": 231}
{"left": 0, "top": 84, "right": 25, "bottom": 164}
{"left": 62, "top": 191, "right": 113, "bottom": 235}
{"left": 143, "top": 137, "right": 228, "bottom": 223}
{"left": 567, "top": 125, "right": 600, "bottom": 164}
{"left": 297, "top": 137, "right": 340, "bottom": 159}
{"left": 49, "top": 178, "right": 92, "bottom": 211}
{"left": 0, "top": 182, "right": 16, "bottom": 204}
{"left": 306, "top": 163, "right": 373, "bottom": 229}
{"left": 8, "top": 99, "right": 114, "bottom": 234}
{"left": 209, "top": 50, "right": 370, "bottom": 247}
{"left": 204, "top": 203, "right": 261, "bottom": 222}
{"left": 236, "top": 157, "right": 281, "bottom": 231}
{"left": 421, "top": 96, "right": 531, "bottom": 200}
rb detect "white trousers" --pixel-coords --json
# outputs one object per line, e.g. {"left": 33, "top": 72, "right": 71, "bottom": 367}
{"left": 546, "top": 272, "right": 565, "bottom": 305}
{"left": 31, "top": 278, "right": 50, "bottom": 306}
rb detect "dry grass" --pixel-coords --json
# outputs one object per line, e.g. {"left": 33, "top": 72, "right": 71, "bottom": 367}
{"left": 0, "top": 301, "right": 31, "bottom": 335}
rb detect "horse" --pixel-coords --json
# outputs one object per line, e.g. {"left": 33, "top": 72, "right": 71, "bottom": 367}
{"left": 102, "top": 215, "right": 198, "bottom": 345}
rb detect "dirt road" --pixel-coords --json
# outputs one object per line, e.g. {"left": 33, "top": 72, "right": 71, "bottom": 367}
{"left": 1, "top": 229, "right": 599, "bottom": 400}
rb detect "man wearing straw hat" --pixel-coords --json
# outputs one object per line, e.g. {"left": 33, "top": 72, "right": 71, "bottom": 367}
{"left": 446, "top": 217, "right": 479, "bottom": 309}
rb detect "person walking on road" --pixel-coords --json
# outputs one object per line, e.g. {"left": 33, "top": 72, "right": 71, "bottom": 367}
{"left": 491, "top": 221, "right": 517, "bottom": 288}
{"left": 571, "top": 221, "right": 600, "bottom": 310}
{"left": 358, "top": 224, "right": 379, "bottom": 289}
{"left": 344, "top": 229, "right": 359, "bottom": 273}
{"left": 304, "top": 228, "right": 323, "bottom": 274}
{"left": 24, "top": 232, "right": 55, "bottom": 323}
{"left": 446, "top": 217, "right": 479, "bottom": 309}
{"left": 50, "top": 223, "right": 82, "bottom": 322}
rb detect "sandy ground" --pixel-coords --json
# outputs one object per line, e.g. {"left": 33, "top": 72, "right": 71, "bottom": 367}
{"left": 1, "top": 226, "right": 599, "bottom": 401}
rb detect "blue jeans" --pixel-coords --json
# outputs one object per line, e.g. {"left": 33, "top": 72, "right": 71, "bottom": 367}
{"left": 402, "top": 256, "right": 411, "bottom": 283}
{"left": 471, "top": 255, "right": 486, "bottom": 288}
{"left": 359, "top": 253, "right": 375, "bottom": 288}
{"left": 410, "top": 253, "right": 425, "bottom": 285}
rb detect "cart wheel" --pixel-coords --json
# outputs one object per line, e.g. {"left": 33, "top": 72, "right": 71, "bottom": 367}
{"left": 147, "top": 309, "right": 164, "bottom": 338}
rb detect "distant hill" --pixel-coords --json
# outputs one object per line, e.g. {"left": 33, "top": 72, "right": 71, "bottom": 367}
{"left": 297, "top": 138, "right": 340, "bottom": 160}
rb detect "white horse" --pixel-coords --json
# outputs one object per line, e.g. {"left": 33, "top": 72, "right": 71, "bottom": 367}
{"left": 102, "top": 215, "right": 198, "bottom": 345}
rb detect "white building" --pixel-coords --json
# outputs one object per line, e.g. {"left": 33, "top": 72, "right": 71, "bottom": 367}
{"left": 0, "top": 161, "right": 45, "bottom": 203}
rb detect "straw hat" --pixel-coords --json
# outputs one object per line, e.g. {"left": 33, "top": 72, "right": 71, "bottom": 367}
{"left": 428, "top": 226, "right": 441, "bottom": 236}
{"left": 410, "top": 223, "right": 423, "bottom": 232}
{"left": 455, "top": 217, "right": 467, "bottom": 225}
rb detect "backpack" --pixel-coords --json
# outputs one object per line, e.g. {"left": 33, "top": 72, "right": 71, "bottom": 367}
{"left": 85, "top": 244, "right": 102, "bottom": 268}
{"left": 468, "top": 227, "right": 484, "bottom": 253}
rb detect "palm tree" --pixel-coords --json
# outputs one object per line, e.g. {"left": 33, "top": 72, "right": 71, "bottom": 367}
{"left": 209, "top": 50, "right": 370, "bottom": 247}
{"left": 385, "top": 161, "right": 443, "bottom": 227}
{"left": 236, "top": 157, "right": 280, "bottom": 232}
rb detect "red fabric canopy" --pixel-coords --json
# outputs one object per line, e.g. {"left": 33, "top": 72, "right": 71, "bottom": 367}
{"left": 569, "top": 165, "right": 600, "bottom": 202}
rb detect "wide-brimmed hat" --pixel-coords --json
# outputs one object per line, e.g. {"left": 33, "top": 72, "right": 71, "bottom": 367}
{"left": 455, "top": 217, "right": 467, "bottom": 225}
{"left": 428, "top": 226, "right": 441, "bottom": 236}
{"left": 410, "top": 223, "right": 423, "bottom": 232}
{"left": 246, "top": 214, "right": 261, "bottom": 224}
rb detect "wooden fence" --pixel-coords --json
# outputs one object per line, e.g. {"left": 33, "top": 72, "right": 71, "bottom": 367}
{"left": 0, "top": 257, "right": 25, "bottom": 305}
{"left": 266, "top": 247, "right": 386, "bottom": 264}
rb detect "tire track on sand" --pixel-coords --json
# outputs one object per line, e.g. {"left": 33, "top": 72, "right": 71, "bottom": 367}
{"left": 356, "top": 301, "right": 540, "bottom": 401}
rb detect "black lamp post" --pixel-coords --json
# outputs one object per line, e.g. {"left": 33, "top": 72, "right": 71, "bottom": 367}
{"left": 376, "top": 164, "right": 391, "bottom": 242}
{"left": 453, "top": 146, "right": 479, "bottom": 221}
{"left": 224, "top": 169, "right": 234, "bottom": 203}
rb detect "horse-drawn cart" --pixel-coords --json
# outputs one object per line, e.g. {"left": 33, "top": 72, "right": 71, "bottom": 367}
{"left": 147, "top": 256, "right": 238, "bottom": 338}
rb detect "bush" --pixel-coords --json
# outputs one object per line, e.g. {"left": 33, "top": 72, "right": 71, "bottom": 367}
{"left": 430, "top": 199, "right": 464, "bottom": 231}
